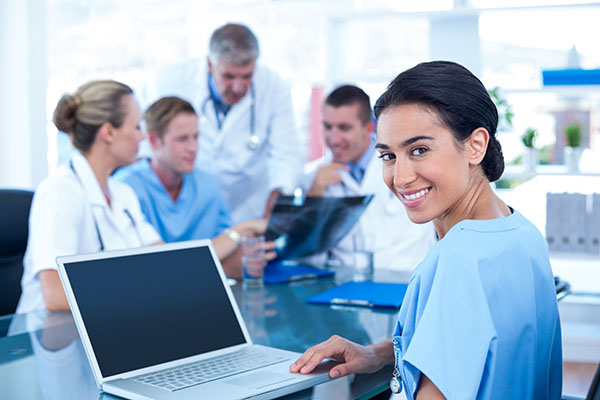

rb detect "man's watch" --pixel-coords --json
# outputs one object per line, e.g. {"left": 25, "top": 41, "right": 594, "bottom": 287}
{"left": 224, "top": 228, "right": 242, "bottom": 245}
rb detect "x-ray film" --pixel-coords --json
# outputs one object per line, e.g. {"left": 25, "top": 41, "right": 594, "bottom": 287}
{"left": 265, "top": 195, "right": 374, "bottom": 262}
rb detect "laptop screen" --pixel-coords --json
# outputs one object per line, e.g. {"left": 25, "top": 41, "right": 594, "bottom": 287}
{"left": 63, "top": 245, "right": 247, "bottom": 377}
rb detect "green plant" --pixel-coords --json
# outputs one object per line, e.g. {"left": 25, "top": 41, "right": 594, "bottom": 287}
{"left": 488, "top": 87, "right": 514, "bottom": 129}
{"left": 564, "top": 122, "right": 582, "bottom": 147}
{"left": 495, "top": 177, "right": 531, "bottom": 189}
{"left": 521, "top": 127, "right": 537, "bottom": 148}
{"left": 538, "top": 144, "right": 553, "bottom": 165}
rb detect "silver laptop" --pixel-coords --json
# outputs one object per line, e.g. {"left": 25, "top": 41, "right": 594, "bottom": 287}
{"left": 56, "top": 239, "right": 332, "bottom": 400}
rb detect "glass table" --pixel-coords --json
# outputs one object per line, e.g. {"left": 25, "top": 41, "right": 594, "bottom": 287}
{"left": 0, "top": 267, "right": 409, "bottom": 399}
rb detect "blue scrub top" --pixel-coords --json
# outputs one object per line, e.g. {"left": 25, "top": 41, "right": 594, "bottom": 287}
{"left": 394, "top": 210, "right": 562, "bottom": 399}
{"left": 115, "top": 159, "right": 232, "bottom": 243}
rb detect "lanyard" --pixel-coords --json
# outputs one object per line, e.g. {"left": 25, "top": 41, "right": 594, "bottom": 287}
{"left": 69, "top": 160, "right": 142, "bottom": 251}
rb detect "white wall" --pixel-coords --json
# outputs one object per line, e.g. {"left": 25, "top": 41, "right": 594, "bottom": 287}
{"left": 0, "top": 0, "right": 47, "bottom": 189}
{"left": 429, "top": 12, "right": 482, "bottom": 77}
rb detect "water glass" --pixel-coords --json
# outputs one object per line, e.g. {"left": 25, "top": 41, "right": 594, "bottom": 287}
{"left": 242, "top": 235, "right": 266, "bottom": 288}
{"left": 353, "top": 233, "right": 374, "bottom": 282}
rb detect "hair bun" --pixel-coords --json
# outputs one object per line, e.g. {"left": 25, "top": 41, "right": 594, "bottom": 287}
{"left": 53, "top": 94, "right": 79, "bottom": 134}
{"left": 482, "top": 134, "right": 505, "bottom": 182}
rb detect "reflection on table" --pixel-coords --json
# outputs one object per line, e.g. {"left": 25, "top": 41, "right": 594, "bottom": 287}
{"left": 0, "top": 266, "right": 408, "bottom": 399}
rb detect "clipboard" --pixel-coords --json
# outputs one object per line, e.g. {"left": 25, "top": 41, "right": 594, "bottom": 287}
{"left": 263, "top": 262, "right": 334, "bottom": 284}
{"left": 307, "top": 281, "right": 408, "bottom": 308}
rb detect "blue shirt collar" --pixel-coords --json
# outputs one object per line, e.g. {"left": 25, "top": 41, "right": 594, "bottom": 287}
{"left": 346, "top": 132, "right": 376, "bottom": 173}
{"left": 208, "top": 74, "right": 229, "bottom": 110}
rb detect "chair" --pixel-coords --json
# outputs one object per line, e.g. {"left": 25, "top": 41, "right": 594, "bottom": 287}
{"left": 555, "top": 275, "right": 571, "bottom": 302}
{"left": 0, "top": 189, "right": 34, "bottom": 316}
{"left": 563, "top": 362, "right": 600, "bottom": 400}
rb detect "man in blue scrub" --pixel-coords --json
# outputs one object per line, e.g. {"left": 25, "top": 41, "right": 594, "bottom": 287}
{"left": 116, "top": 96, "right": 268, "bottom": 277}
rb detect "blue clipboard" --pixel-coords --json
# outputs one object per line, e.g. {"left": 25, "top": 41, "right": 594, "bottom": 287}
{"left": 263, "top": 262, "right": 334, "bottom": 284}
{"left": 307, "top": 281, "right": 408, "bottom": 308}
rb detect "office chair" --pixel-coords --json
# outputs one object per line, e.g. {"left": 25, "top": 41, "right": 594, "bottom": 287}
{"left": 555, "top": 275, "right": 571, "bottom": 302}
{"left": 563, "top": 362, "right": 600, "bottom": 400}
{"left": 0, "top": 189, "right": 34, "bottom": 316}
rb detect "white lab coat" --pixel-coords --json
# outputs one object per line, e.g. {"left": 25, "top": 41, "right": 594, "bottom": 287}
{"left": 144, "top": 61, "right": 305, "bottom": 223}
{"left": 302, "top": 152, "right": 436, "bottom": 271}
{"left": 16, "top": 151, "right": 160, "bottom": 314}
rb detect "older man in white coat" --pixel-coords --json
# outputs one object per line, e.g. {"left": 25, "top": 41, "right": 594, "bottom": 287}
{"left": 146, "top": 23, "right": 304, "bottom": 223}
{"left": 305, "top": 85, "right": 436, "bottom": 272}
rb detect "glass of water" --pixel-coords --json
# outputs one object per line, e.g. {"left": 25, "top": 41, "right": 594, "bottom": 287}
{"left": 352, "top": 233, "right": 374, "bottom": 282}
{"left": 241, "top": 235, "right": 266, "bottom": 288}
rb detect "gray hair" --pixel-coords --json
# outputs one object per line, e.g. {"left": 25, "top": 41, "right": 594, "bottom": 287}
{"left": 208, "top": 23, "right": 259, "bottom": 66}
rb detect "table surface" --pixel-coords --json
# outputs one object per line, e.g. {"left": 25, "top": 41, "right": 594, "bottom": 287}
{"left": 0, "top": 267, "right": 409, "bottom": 400}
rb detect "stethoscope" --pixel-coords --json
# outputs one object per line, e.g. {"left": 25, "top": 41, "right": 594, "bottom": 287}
{"left": 69, "top": 160, "right": 143, "bottom": 251}
{"left": 200, "top": 79, "right": 260, "bottom": 151}
{"left": 390, "top": 336, "right": 403, "bottom": 394}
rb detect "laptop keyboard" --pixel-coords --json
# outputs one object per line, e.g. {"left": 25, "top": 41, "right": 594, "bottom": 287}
{"left": 132, "top": 347, "right": 290, "bottom": 392}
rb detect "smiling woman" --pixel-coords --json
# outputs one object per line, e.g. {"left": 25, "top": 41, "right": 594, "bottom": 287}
{"left": 290, "top": 61, "right": 562, "bottom": 400}
{"left": 374, "top": 61, "right": 507, "bottom": 234}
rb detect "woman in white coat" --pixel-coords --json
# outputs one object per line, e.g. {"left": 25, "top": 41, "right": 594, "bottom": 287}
{"left": 17, "top": 80, "right": 162, "bottom": 313}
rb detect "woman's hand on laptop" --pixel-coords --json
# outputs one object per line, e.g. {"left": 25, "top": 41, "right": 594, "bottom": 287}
{"left": 290, "top": 335, "right": 394, "bottom": 379}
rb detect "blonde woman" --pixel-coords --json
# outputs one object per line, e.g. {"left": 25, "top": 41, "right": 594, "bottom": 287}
{"left": 17, "top": 80, "right": 162, "bottom": 313}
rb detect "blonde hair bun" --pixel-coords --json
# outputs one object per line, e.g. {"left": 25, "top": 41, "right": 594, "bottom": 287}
{"left": 51, "top": 80, "right": 133, "bottom": 152}
{"left": 53, "top": 94, "right": 80, "bottom": 134}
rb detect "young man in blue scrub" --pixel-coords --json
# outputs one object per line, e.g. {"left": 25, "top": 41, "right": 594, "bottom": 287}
{"left": 115, "top": 96, "right": 268, "bottom": 277}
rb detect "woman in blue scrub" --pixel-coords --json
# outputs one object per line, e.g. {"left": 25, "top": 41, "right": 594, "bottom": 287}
{"left": 290, "top": 61, "right": 562, "bottom": 399}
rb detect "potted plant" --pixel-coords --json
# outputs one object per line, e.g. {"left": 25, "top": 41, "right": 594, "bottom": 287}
{"left": 521, "top": 127, "right": 538, "bottom": 172}
{"left": 564, "top": 122, "right": 583, "bottom": 173}
{"left": 488, "top": 87, "right": 514, "bottom": 131}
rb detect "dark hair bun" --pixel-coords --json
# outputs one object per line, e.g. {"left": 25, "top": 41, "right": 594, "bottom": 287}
{"left": 481, "top": 134, "right": 505, "bottom": 182}
{"left": 53, "top": 94, "right": 80, "bottom": 134}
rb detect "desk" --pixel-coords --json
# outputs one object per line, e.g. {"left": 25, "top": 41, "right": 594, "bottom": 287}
{"left": 0, "top": 268, "right": 406, "bottom": 399}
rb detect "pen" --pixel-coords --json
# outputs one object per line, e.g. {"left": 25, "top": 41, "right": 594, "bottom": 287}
{"left": 288, "top": 273, "right": 318, "bottom": 281}
{"left": 330, "top": 298, "right": 372, "bottom": 307}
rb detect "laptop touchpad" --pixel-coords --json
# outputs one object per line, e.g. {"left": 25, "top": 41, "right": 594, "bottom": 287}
{"left": 226, "top": 371, "right": 295, "bottom": 389}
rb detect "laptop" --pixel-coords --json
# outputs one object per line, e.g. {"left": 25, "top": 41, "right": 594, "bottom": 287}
{"left": 56, "top": 239, "right": 333, "bottom": 400}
